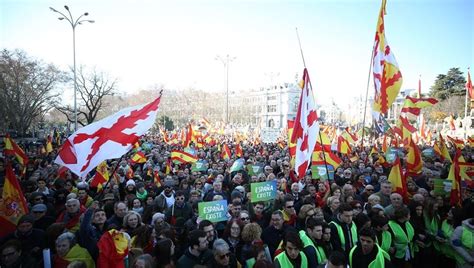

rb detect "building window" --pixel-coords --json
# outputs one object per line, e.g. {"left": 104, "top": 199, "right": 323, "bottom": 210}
{"left": 267, "top": 105, "right": 277, "bottom": 113}
{"left": 267, "top": 95, "right": 277, "bottom": 101}
{"left": 268, "top": 119, "right": 275, "bottom": 128}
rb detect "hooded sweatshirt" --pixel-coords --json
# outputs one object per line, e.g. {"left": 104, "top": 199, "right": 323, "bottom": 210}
{"left": 451, "top": 218, "right": 474, "bottom": 265}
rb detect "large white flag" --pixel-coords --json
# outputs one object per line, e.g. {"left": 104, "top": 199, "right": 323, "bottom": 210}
{"left": 55, "top": 97, "right": 161, "bottom": 178}
{"left": 290, "top": 68, "right": 319, "bottom": 178}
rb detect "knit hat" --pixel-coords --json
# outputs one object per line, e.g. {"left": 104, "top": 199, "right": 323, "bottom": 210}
{"left": 18, "top": 215, "right": 35, "bottom": 225}
{"left": 103, "top": 193, "right": 115, "bottom": 201}
{"left": 126, "top": 180, "right": 136, "bottom": 187}
{"left": 32, "top": 204, "right": 47, "bottom": 212}
{"left": 151, "top": 212, "right": 165, "bottom": 225}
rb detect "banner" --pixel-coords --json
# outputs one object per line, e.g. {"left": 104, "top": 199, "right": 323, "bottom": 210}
{"left": 311, "top": 164, "right": 334, "bottom": 181}
{"left": 434, "top": 179, "right": 451, "bottom": 197}
{"left": 250, "top": 181, "right": 277, "bottom": 203}
{"left": 191, "top": 160, "right": 208, "bottom": 172}
{"left": 198, "top": 200, "right": 228, "bottom": 223}
{"left": 247, "top": 165, "right": 264, "bottom": 176}
{"left": 230, "top": 158, "right": 244, "bottom": 172}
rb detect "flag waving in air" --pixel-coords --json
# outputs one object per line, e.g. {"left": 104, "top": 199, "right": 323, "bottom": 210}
{"left": 467, "top": 68, "right": 473, "bottom": 99}
{"left": 0, "top": 164, "right": 29, "bottom": 237}
{"left": 372, "top": 0, "right": 403, "bottom": 115}
{"left": 55, "top": 96, "right": 162, "bottom": 178}
{"left": 290, "top": 68, "right": 319, "bottom": 178}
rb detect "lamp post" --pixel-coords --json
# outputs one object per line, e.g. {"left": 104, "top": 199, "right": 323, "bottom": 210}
{"left": 215, "top": 54, "right": 236, "bottom": 124}
{"left": 50, "top": 6, "right": 94, "bottom": 132}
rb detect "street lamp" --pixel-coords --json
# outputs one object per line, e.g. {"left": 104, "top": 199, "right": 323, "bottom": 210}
{"left": 215, "top": 54, "right": 236, "bottom": 124}
{"left": 50, "top": 5, "right": 94, "bottom": 132}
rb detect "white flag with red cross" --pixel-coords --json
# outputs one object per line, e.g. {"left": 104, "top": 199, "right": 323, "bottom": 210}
{"left": 55, "top": 97, "right": 162, "bottom": 178}
{"left": 290, "top": 68, "right": 319, "bottom": 179}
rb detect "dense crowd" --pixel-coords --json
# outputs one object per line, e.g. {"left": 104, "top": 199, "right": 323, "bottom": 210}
{"left": 0, "top": 133, "right": 473, "bottom": 268}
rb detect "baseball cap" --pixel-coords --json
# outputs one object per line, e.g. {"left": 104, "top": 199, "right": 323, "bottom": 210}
{"left": 32, "top": 204, "right": 47, "bottom": 212}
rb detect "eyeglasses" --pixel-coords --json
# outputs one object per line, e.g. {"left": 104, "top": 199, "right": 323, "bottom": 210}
{"left": 218, "top": 253, "right": 230, "bottom": 259}
{"left": 196, "top": 182, "right": 202, "bottom": 185}
{"left": 33, "top": 211, "right": 44, "bottom": 214}
{"left": 366, "top": 188, "right": 374, "bottom": 192}
{"left": 286, "top": 205, "right": 294, "bottom": 209}
{"left": 34, "top": 198, "right": 43, "bottom": 201}
{"left": 240, "top": 217, "right": 249, "bottom": 221}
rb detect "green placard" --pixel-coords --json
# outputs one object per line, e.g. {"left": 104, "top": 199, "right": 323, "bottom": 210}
{"left": 192, "top": 160, "right": 208, "bottom": 172}
{"left": 251, "top": 181, "right": 277, "bottom": 203}
{"left": 247, "top": 165, "right": 263, "bottom": 176}
{"left": 198, "top": 200, "right": 228, "bottom": 223}
{"left": 433, "top": 179, "right": 451, "bottom": 197}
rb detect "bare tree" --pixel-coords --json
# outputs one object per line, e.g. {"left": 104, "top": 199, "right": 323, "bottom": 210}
{"left": 0, "top": 49, "right": 63, "bottom": 135}
{"left": 55, "top": 66, "right": 117, "bottom": 126}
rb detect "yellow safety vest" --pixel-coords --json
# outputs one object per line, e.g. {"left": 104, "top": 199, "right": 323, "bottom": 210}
{"left": 330, "top": 221, "right": 358, "bottom": 252}
{"left": 298, "top": 230, "right": 327, "bottom": 264}
{"left": 376, "top": 230, "right": 392, "bottom": 253}
{"left": 349, "top": 244, "right": 390, "bottom": 268}
{"left": 274, "top": 251, "right": 308, "bottom": 268}
{"left": 388, "top": 220, "right": 415, "bottom": 260}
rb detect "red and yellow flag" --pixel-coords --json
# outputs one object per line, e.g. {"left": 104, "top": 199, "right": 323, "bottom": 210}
{"left": 235, "top": 143, "right": 243, "bottom": 158}
{"left": 287, "top": 120, "right": 296, "bottom": 159}
{"left": 372, "top": 0, "right": 403, "bottom": 115}
{"left": 0, "top": 164, "right": 29, "bottom": 237}
{"left": 90, "top": 161, "right": 110, "bottom": 190}
{"left": 433, "top": 135, "right": 452, "bottom": 163}
{"left": 312, "top": 143, "right": 342, "bottom": 170}
{"left": 131, "top": 151, "right": 147, "bottom": 164}
{"left": 165, "top": 159, "right": 172, "bottom": 175}
{"left": 221, "top": 144, "right": 231, "bottom": 161}
{"left": 406, "top": 136, "right": 423, "bottom": 176}
{"left": 153, "top": 170, "right": 162, "bottom": 187}
{"left": 336, "top": 135, "right": 351, "bottom": 155}
{"left": 388, "top": 157, "right": 407, "bottom": 202}
{"left": 400, "top": 96, "right": 438, "bottom": 116}
{"left": 171, "top": 150, "right": 198, "bottom": 164}
{"left": 3, "top": 134, "right": 29, "bottom": 166}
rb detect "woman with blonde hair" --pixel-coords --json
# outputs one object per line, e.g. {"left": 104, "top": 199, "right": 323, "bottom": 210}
{"left": 122, "top": 211, "right": 144, "bottom": 237}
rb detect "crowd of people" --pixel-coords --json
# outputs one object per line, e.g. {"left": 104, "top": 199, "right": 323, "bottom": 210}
{"left": 1, "top": 131, "right": 473, "bottom": 268}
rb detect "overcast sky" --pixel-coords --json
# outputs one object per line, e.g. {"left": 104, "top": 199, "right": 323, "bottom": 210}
{"left": 1, "top": 0, "right": 473, "bottom": 107}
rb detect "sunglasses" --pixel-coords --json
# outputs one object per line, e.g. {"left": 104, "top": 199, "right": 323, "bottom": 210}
{"left": 176, "top": 197, "right": 185, "bottom": 201}
{"left": 218, "top": 253, "right": 230, "bottom": 259}
{"left": 33, "top": 211, "right": 44, "bottom": 214}
{"left": 366, "top": 189, "right": 374, "bottom": 191}
{"left": 240, "top": 217, "right": 249, "bottom": 221}
{"left": 34, "top": 198, "right": 43, "bottom": 201}
{"left": 286, "top": 205, "right": 294, "bottom": 209}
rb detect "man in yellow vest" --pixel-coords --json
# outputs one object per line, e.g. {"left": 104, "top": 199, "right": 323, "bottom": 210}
{"left": 330, "top": 203, "right": 358, "bottom": 257}
{"left": 451, "top": 218, "right": 474, "bottom": 268}
{"left": 372, "top": 214, "right": 395, "bottom": 255}
{"left": 387, "top": 207, "right": 415, "bottom": 268}
{"left": 349, "top": 227, "right": 392, "bottom": 268}
{"left": 274, "top": 231, "right": 308, "bottom": 268}
{"left": 300, "top": 218, "right": 327, "bottom": 267}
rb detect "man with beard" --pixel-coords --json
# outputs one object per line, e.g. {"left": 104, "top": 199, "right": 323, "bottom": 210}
{"left": 154, "top": 182, "right": 175, "bottom": 212}
{"left": 348, "top": 227, "right": 392, "bottom": 268}
{"left": 177, "top": 230, "right": 213, "bottom": 267}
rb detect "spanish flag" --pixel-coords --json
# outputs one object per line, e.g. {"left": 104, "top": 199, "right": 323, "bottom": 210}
{"left": 97, "top": 229, "right": 129, "bottom": 268}
{"left": 433, "top": 135, "right": 452, "bottom": 163}
{"left": 400, "top": 96, "right": 438, "bottom": 116}
{"left": 372, "top": 0, "right": 403, "bottom": 115}
{"left": 0, "top": 164, "right": 29, "bottom": 237}
{"left": 235, "top": 143, "right": 243, "bottom": 158}
{"left": 388, "top": 157, "right": 407, "bottom": 202}
{"left": 312, "top": 143, "right": 342, "bottom": 170}
{"left": 131, "top": 151, "right": 147, "bottom": 164}
{"left": 222, "top": 144, "right": 231, "bottom": 161}
{"left": 90, "top": 161, "right": 109, "bottom": 190}
{"left": 406, "top": 136, "right": 423, "bottom": 176}
{"left": 3, "top": 134, "right": 29, "bottom": 166}
{"left": 171, "top": 150, "right": 198, "bottom": 164}
{"left": 336, "top": 135, "right": 351, "bottom": 155}
{"left": 153, "top": 170, "right": 162, "bottom": 187}
{"left": 287, "top": 120, "right": 296, "bottom": 159}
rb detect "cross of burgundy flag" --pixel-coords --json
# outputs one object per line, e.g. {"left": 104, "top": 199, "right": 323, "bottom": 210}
{"left": 55, "top": 96, "right": 162, "bottom": 178}
{"left": 290, "top": 68, "right": 319, "bottom": 179}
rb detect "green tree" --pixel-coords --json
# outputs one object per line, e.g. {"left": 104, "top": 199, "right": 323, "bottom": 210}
{"left": 158, "top": 115, "right": 174, "bottom": 130}
{"left": 429, "top": 67, "right": 466, "bottom": 100}
{"left": 0, "top": 49, "right": 64, "bottom": 135}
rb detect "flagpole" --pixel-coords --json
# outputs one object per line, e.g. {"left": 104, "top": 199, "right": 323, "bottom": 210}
{"left": 295, "top": 27, "right": 330, "bottom": 179}
{"left": 464, "top": 67, "right": 470, "bottom": 140}
{"left": 361, "top": 42, "right": 376, "bottom": 149}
